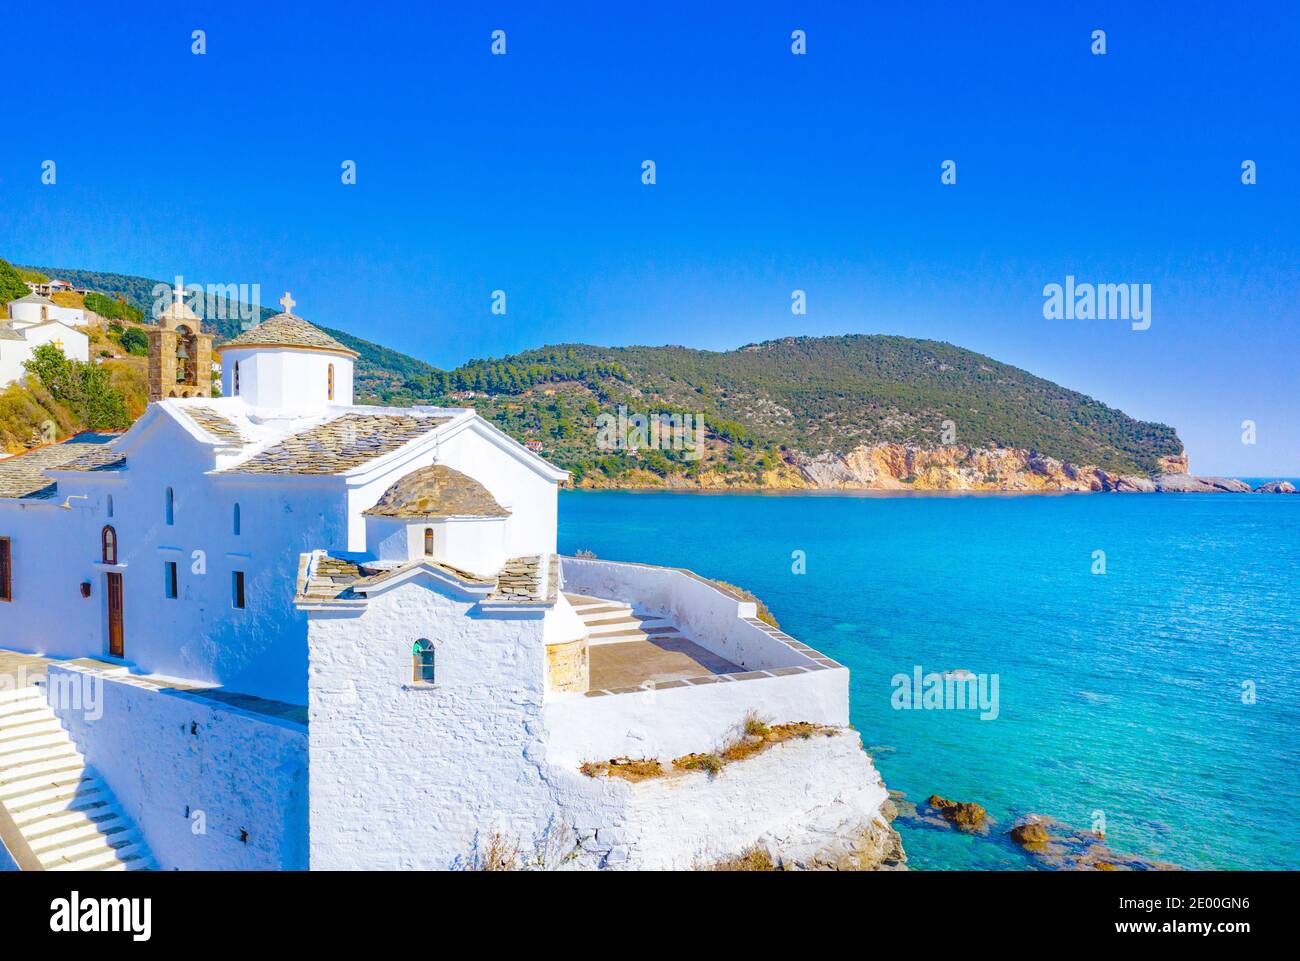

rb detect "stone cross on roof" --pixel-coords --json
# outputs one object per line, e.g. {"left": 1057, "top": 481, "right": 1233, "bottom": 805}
{"left": 279, "top": 291, "right": 296, "bottom": 315}
{"left": 173, "top": 277, "right": 187, "bottom": 309}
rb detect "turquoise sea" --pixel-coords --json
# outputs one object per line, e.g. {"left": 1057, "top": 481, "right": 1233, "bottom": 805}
{"left": 558, "top": 489, "right": 1300, "bottom": 870}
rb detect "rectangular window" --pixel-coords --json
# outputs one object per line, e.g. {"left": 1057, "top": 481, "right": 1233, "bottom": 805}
{"left": 232, "top": 571, "right": 245, "bottom": 609}
{"left": 0, "top": 537, "right": 11, "bottom": 602}
{"left": 164, "top": 561, "right": 178, "bottom": 599}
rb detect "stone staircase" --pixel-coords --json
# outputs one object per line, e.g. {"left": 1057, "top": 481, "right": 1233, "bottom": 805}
{"left": 0, "top": 685, "right": 153, "bottom": 871}
{"left": 566, "top": 593, "right": 682, "bottom": 647}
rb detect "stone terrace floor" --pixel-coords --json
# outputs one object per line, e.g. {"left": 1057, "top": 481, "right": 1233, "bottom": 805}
{"left": 567, "top": 593, "right": 741, "bottom": 691}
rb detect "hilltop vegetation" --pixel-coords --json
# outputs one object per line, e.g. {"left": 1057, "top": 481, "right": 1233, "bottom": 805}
{"left": 0, "top": 260, "right": 29, "bottom": 317}
{"left": 5, "top": 263, "right": 1182, "bottom": 480}
{"left": 18, "top": 265, "right": 437, "bottom": 398}
{"left": 390, "top": 337, "right": 1183, "bottom": 480}
{"left": 0, "top": 344, "right": 145, "bottom": 452}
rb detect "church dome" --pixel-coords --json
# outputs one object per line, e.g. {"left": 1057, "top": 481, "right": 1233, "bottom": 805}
{"left": 223, "top": 310, "right": 359, "bottom": 357}
{"left": 364, "top": 465, "right": 509, "bottom": 519}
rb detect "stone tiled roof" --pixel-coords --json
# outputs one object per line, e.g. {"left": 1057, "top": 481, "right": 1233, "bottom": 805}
{"left": 224, "top": 414, "right": 449, "bottom": 475}
{"left": 364, "top": 464, "right": 508, "bottom": 519}
{"left": 300, "top": 555, "right": 366, "bottom": 600}
{"left": 297, "top": 551, "right": 554, "bottom": 606}
{"left": 223, "top": 312, "right": 359, "bottom": 357}
{"left": 0, "top": 437, "right": 123, "bottom": 499}
{"left": 178, "top": 405, "right": 246, "bottom": 444}
{"left": 0, "top": 324, "right": 25, "bottom": 341}
{"left": 57, "top": 444, "right": 126, "bottom": 472}
{"left": 485, "top": 554, "right": 557, "bottom": 605}
{"left": 10, "top": 293, "right": 54, "bottom": 305}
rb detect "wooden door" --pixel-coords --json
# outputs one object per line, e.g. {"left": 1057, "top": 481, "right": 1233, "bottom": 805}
{"left": 106, "top": 572, "right": 124, "bottom": 658}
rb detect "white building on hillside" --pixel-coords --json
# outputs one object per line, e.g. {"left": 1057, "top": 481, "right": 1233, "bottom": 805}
{"left": 1, "top": 294, "right": 90, "bottom": 387}
{"left": 0, "top": 293, "right": 895, "bottom": 872}
{"left": 7, "top": 293, "right": 85, "bottom": 328}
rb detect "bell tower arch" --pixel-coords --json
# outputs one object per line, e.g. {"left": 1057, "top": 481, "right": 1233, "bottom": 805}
{"left": 148, "top": 278, "right": 214, "bottom": 401}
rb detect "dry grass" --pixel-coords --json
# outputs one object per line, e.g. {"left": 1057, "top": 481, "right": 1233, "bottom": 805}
{"left": 705, "top": 845, "right": 779, "bottom": 871}
{"left": 580, "top": 716, "right": 838, "bottom": 785}
{"left": 672, "top": 752, "right": 725, "bottom": 777}
{"left": 579, "top": 757, "right": 666, "bottom": 782}
{"left": 474, "top": 832, "right": 521, "bottom": 871}
{"left": 719, "top": 716, "right": 835, "bottom": 765}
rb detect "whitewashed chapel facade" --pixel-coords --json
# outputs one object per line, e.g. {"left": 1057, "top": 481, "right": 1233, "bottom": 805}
{"left": 0, "top": 296, "right": 895, "bottom": 871}
{"left": 1, "top": 293, "right": 89, "bottom": 388}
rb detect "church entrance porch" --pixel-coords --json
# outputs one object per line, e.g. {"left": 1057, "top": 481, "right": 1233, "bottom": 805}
{"left": 106, "top": 573, "right": 124, "bottom": 658}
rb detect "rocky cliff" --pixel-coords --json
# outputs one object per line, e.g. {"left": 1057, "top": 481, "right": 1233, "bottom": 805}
{"left": 574, "top": 442, "right": 1292, "bottom": 494}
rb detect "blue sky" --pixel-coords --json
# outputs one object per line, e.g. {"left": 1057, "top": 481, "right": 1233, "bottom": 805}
{"left": 3, "top": 1, "right": 1297, "bottom": 473}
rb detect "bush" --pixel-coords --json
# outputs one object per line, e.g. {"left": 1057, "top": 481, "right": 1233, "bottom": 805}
{"left": 119, "top": 327, "right": 148, "bottom": 356}
{"left": 0, "top": 259, "right": 29, "bottom": 306}
{"left": 84, "top": 292, "right": 143, "bottom": 323}
{"left": 22, "top": 343, "right": 130, "bottom": 430}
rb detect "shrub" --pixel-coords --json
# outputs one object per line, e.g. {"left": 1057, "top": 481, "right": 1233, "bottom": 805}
{"left": 0, "top": 259, "right": 29, "bottom": 305}
{"left": 22, "top": 343, "right": 130, "bottom": 430}
{"left": 119, "top": 327, "right": 148, "bottom": 356}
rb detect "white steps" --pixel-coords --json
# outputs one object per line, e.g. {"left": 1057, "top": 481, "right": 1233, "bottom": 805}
{"left": 0, "top": 683, "right": 154, "bottom": 871}
{"left": 567, "top": 593, "right": 686, "bottom": 647}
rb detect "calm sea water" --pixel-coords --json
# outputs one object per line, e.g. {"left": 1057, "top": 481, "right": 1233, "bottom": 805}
{"left": 558, "top": 489, "right": 1300, "bottom": 870}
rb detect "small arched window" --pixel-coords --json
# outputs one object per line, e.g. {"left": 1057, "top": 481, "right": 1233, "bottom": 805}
{"left": 233, "top": 361, "right": 240, "bottom": 396}
{"left": 233, "top": 503, "right": 241, "bottom": 536}
{"left": 165, "top": 487, "right": 174, "bottom": 526}
{"left": 101, "top": 526, "right": 117, "bottom": 565}
{"left": 327, "top": 363, "right": 335, "bottom": 401}
{"left": 106, "top": 494, "right": 114, "bottom": 518}
{"left": 423, "top": 527, "right": 434, "bottom": 556}
{"left": 412, "top": 639, "right": 435, "bottom": 685}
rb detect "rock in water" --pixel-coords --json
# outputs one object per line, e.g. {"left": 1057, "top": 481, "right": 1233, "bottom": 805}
{"left": 1009, "top": 820, "right": 1051, "bottom": 846}
{"left": 1254, "top": 480, "right": 1297, "bottom": 494}
{"left": 1154, "top": 473, "right": 1251, "bottom": 493}
{"left": 927, "top": 794, "right": 987, "bottom": 827}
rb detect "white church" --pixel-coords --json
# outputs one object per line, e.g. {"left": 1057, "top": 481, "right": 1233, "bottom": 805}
{"left": 0, "top": 291, "right": 896, "bottom": 871}
{"left": 0, "top": 293, "right": 90, "bottom": 387}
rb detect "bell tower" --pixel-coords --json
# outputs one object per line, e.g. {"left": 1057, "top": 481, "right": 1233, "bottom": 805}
{"left": 148, "top": 278, "right": 214, "bottom": 402}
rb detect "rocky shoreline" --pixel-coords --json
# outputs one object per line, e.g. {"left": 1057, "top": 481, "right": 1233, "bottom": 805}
{"left": 574, "top": 442, "right": 1296, "bottom": 495}
{"left": 896, "top": 792, "right": 1178, "bottom": 871}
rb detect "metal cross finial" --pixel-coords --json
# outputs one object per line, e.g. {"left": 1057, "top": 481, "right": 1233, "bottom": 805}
{"left": 280, "top": 291, "right": 296, "bottom": 314}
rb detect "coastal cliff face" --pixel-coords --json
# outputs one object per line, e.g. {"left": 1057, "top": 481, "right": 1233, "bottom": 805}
{"left": 571, "top": 441, "right": 1290, "bottom": 494}
{"left": 797, "top": 444, "right": 1109, "bottom": 492}
{"left": 574, "top": 442, "right": 1175, "bottom": 493}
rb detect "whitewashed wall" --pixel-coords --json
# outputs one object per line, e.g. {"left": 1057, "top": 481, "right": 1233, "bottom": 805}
{"left": 307, "top": 578, "right": 557, "bottom": 869}
{"left": 0, "top": 324, "right": 89, "bottom": 388}
{"left": 0, "top": 413, "right": 352, "bottom": 704}
{"left": 550, "top": 732, "right": 889, "bottom": 870}
{"left": 7, "top": 302, "right": 85, "bottom": 326}
{"left": 22, "top": 322, "right": 89, "bottom": 362}
{"left": 434, "top": 422, "right": 559, "bottom": 557}
{"left": 48, "top": 665, "right": 307, "bottom": 870}
{"left": 220, "top": 347, "right": 354, "bottom": 411}
{"left": 545, "top": 669, "right": 848, "bottom": 764}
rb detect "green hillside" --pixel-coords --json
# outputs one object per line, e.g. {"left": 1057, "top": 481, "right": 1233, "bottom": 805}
{"left": 398, "top": 337, "right": 1183, "bottom": 479}
{"left": 13, "top": 264, "right": 1182, "bottom": 478}
{"left": 19, "top": 265, "right": 438, "bottom": 398}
